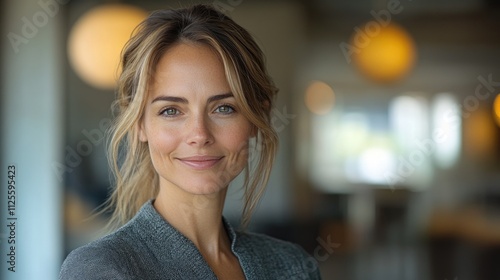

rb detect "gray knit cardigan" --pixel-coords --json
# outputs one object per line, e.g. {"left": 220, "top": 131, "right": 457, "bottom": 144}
{"left": 59, "top": 201, "right": 321, "bottom": 279}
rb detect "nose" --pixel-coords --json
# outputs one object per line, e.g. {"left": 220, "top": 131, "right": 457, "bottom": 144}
{"left": 185, "top": 113, "right": 214, "bottom": 146}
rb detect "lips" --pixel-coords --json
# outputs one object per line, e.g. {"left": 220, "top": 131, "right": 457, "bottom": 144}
{"left": 176, "top": 156, "right": 223, "bottom": 170}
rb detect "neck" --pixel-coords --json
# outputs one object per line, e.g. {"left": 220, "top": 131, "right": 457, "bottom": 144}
{"left": 153, "top": 180, "right": 231, "bottom": 256}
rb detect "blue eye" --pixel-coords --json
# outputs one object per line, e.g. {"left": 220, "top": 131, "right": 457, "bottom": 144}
{"left": 161, "top": 107, "right": 179, "bottom": 116}
{"left": 215, "top": 105, "right": 235, "bottom": 114}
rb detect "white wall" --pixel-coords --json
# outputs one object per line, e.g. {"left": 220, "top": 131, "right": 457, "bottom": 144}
{"left": 1, "top": 0, "right": 64, "bottom": 279}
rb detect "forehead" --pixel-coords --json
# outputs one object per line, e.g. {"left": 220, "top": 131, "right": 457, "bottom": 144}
{"left": 159, "top": 42, "right": 221, "bottom": 69}
{"left": 148, "top": 42, "right": 229, "bottom": 99}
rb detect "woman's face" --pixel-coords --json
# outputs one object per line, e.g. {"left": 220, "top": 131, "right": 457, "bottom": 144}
{"left": 139, "top": 43, "right": 254, "bottom": 195}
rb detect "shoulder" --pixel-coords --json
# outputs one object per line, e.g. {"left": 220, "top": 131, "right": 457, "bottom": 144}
{"left": 235, "top": 231, "right": 322, "bottom": 279}
{"left": 59, "top": 225, "right": 143, "bottom": 280}
{"left": 59, "top": 241, "right": 126, "bottom": 280}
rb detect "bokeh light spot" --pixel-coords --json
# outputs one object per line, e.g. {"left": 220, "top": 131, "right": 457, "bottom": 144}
{"left": 68, "top": 4, "right": 147, "bottom": 90}
{"left": 493, "top": 93, "right": 500, "bottom": 126}
{"left": 351, "top": 23, "right": 416, "bottom": 83}
{"left": 305, "top": 80, "right": 335, "bottom": 115}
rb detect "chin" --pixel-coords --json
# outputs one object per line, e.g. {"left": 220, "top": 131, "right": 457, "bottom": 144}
{"left": 182, "top": 180, "right": 228, "bottom": 195}
{"left": 163, "top": 175, "right": 230, "bottom": 195}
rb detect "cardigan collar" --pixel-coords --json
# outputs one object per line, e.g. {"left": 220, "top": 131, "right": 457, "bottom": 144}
{"left": 125, "top": 200, "right": 241, "bottom": 279}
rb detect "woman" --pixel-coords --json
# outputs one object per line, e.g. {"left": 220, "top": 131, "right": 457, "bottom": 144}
{"left": 60, "top": 4, "right": 321, "bottom": 280}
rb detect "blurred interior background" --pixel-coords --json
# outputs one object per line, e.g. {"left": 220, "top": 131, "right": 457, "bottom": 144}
{"left": 1, "top": 0, "right": 500, "bottom": 279}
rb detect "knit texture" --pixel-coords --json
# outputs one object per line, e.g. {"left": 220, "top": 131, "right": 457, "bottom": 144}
{"left": 59, "top": 201, "right": 321, "bottom": 280}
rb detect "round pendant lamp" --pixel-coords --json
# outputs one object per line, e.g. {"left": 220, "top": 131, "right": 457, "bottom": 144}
{"left": 68, "top": 4, "right": 147, "bottom": 89}
{"left": 351, "top": 22, "right": 416, "bottom": 83}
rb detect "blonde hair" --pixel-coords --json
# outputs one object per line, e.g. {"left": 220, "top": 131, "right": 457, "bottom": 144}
{"left": 104, "top": 4, "right": 278, "bottom": 230}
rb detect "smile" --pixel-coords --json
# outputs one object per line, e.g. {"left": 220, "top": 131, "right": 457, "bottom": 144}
{"left": 176, "top": 156, "right": 224, "bottom": 170}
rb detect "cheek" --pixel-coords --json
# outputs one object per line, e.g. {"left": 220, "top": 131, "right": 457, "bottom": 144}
{"left": 146, "top": 129, "right": 177, "bottom": 161}
{"left": 221, "top": 121, "right": 253, "bottom": 150}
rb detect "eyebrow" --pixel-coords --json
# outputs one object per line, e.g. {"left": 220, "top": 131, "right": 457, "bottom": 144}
{"left": 151, "top": 92, "right": 234, "bottom": 104}
{"left": 208, "top": 92, "right": 234, "bottom": 103}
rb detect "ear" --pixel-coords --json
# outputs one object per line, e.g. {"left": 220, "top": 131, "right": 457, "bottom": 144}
{"left": 137, "top": 121, "right": 148, "bottom": 142}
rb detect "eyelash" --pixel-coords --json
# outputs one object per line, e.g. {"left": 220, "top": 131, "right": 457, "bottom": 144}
{"left": 159, "top": 104, "right": 236, "bottom": 117}
{"left": 159, "top": 107, "right": 180, "bottom": 117}
{"left": 214, "top": 103, "right": 236, "bottom": 114}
